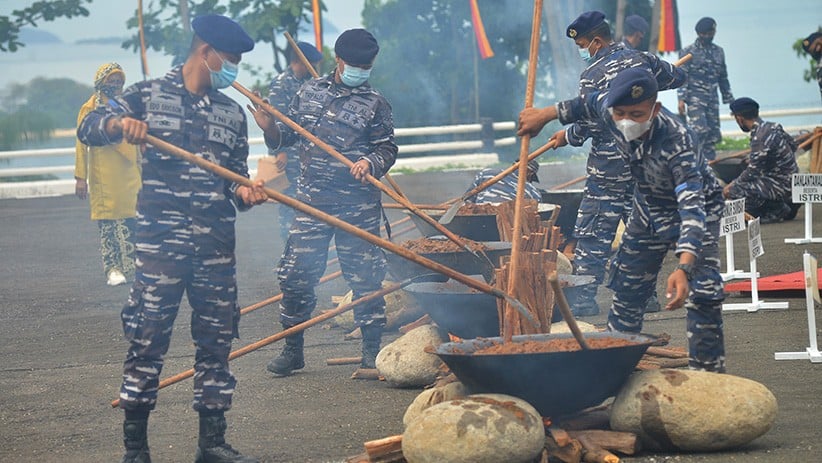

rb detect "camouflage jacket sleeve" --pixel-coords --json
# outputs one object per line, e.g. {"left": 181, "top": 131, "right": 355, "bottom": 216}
{"left": 644, "top": 51, "right": 687, "bottom": 91}
{"left": 556, "top": 92, "right": 604, "bottom": 128}
{"left": 76, "top": 84, "right": 143, "bottom": 146}
{"left": 362, "top": 98, "right": 398, "bottom": 178}
{"left": 717, "top": 46, "right": 733, "bottom": 104}
{"left": 226, "top": 110, "right": 252, "bottom": 212}
{"left": 676, "top": 47, "right": 691, "bottom": 101}
{"left": 670, "top": 148, "right": 708, "bottom": 257}
{"left": 565, "top": 122, "right": 591, "bottom": 146}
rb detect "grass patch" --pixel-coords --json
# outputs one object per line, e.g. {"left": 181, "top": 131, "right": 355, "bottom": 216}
{"left": 715, "top": 136, "right": 749, "bottom": 151}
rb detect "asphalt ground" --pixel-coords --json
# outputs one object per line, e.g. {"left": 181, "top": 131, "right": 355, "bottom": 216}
{"left": 1, "top": 168, "right": 821, "bottom": 463}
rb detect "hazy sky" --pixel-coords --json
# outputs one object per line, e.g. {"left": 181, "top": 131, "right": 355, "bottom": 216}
{"left": 3, "top": 1, "right": 365, "bottom": 43}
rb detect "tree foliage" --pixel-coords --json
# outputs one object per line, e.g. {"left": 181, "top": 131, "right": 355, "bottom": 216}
{"left": 121, "top": 0, "right": 327, "bottom": 88}
{"left": 0, "top": 0, "right": 93, "bottom": 52}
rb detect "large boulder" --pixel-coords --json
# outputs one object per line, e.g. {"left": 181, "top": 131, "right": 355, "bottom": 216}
{"left": 610, "top": 369, "right": 777, "bottom": 451}
{"left": 402, "top": 393, "right": 545, "bottom": 463}
{"left": 376, "top": 325, "right": 445, "bottom": 388}
{"left": 403, "top": 381, "right": 468, "bottom": 428}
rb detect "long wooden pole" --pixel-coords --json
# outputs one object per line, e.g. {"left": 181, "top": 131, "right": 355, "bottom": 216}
{"left": 233, "top": 82, "right": 477, "bottom": 256}
{"left": 137, "top": 0, "right": 149, "bottom": 80}
{"left": 139, "top": 133, "right": 535, "bottom": 324}
{"left": 112, "top": 276, "right": 418, "bottom": 407}
{"left": 503, "top": 0, "right": 543, "bottom": 343}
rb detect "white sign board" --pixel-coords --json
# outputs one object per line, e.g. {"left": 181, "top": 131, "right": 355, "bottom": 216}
{"left": 791, "top": 174, "right": 822, "bottom": 203}
{"left": 720, "top": 198, "right": 746, "bottom": 237}
{"left": 747, "top": 217, "right": 763, "bottom": 260}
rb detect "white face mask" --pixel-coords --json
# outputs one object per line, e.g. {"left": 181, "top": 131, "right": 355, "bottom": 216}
{"left": 611, "top": 108, "right": 655, "bottom": 141}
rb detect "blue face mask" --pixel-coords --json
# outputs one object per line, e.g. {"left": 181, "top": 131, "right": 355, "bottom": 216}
{"left": 578, "top": 43, "right": 593, "bottom": 62}
{"left": 206, "top": 52, "right": 239, "bottom": 89}
{"left": 340, "top": 64, "right": 371, "bottom": 87}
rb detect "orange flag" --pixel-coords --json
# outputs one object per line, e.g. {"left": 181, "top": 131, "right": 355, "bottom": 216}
{"left": 469, "top": 0, "right": 494, "bottom": 59}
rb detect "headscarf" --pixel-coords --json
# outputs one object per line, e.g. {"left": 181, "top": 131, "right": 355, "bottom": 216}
{"left": 78, "top": 63, "right": 125, "bottom": 124}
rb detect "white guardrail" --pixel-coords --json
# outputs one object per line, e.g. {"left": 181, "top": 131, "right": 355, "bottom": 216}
{"left": 1, "top": 108, "right": 820, "bottom": 199}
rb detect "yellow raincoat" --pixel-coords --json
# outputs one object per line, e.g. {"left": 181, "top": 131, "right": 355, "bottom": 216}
{"left": 74, "top": 63, "right": 141, "bottom": 221}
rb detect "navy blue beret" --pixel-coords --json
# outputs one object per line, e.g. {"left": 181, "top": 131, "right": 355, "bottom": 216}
{"left": 730, "top": 97, "right": 759, "bottom": 115}
{"left": 606, "top": 68, "right": 658, "bottom": 107}
{"left": 294, "top": 41, "right": 323, "bottom": 63}
{"left": 335, "top": 29, "right": 379, "bottom": 66}
{"left": 624, "top": 15, "right": 649, "bottom": 35}
{"left": 695, "top": 17, "right": 716, "bottom": 33}
{"left": 566, "top": 11, "right": 606, "bottom": 39}
{"left": 192, "top": 14, "right": 254, "bottom": 54}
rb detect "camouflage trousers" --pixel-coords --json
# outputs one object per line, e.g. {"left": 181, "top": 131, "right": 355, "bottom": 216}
{"left": 686, "top": 98, "right": 722, "bottom": 161}
{"left": 278, "top": 202, "right": 387, "bottom": 328}
{"left": 727, "top": 177, "right": 791, "bottom": 217}
{"left": 98, "top": 218, "right": 136, "bottom": 278}
{"left": 571, "top": 180, "right": 633, "bottom": 310}
{"left": 277, "top": 161, "right": 301, "bottom": 243}
{"left": 119, "top": 251, "right": 240, "bottom": 412}
{"left": 606, "top": 214, "right": 726, "bottom": 372}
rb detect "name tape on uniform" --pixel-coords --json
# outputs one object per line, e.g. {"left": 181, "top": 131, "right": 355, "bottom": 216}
{"left": 748, "top": 217, "right": 764, "bottom": 260}
{"left": 720, "top": 198, "right": 746, "bottom": 237}
{"left": 792, "top": 173, "right": 822, "bottom": 203}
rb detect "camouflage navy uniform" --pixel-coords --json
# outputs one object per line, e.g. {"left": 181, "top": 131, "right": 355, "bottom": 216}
{"left": 563, "top": 41, "right": 686, "bottom": 314}
{"left": 274, "top": 73, "right": 397, "bottom": 330}
{"left": 268, "top": 68, "right": 311, "bottom": 241}
{"left": 678, "top": 39, "right": 733, "bottom": 161}
{"left": 558, "top": 91, "right": 726, "bottom": 372}
{"left": 727, "top": 119, "right": 798, "bottom": 220}
{"left": 78, "top": 65, "right": 253, "bottom": 412}
{"left": 465, "top": 168, "right": 541, "bottom": 204}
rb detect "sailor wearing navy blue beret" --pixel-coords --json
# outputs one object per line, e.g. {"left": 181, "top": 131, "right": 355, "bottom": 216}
{"left": 725, "top": 96, "right": 800, "bottom": 223}
{"left": 264, "top": 28, "right": 398, "bottom": 377}
{"left": 518, "top": 66, "right": 727, "bottom": 372}
{"left": 521, "top": 9, "right": 685, "bottom": 317}
{"left": 77, "top": 13, "right": 269, "bottom": 463}
{"left": 622, "top": 14, "right": 649, "bottom": 50}
{"left": 678, "top": 16, "right": 734, "bottom": 161}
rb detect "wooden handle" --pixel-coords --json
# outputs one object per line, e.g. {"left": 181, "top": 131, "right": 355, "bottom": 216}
{"left": 548, "top": 271, "right": 590, "bottom": 350}
{"left": 798, "top": 130, "right": 822, "bottom": 151}
{"left": 673, "top": 53, "right": 692, "bottom": 67}
{"left": 549, "top": 174, "right": 586, "bottom": 191}
{"left": 233, "top": 81, "right": 474, "bottom": 253}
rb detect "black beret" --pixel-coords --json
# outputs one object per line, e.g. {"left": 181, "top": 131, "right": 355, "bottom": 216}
{"left": 335, "top": 29, "right": 379, "bottom": 66}
{"left": 729, "top": 97, "right": 759, "bottom": 115}
{"left": 695, "top": 17, "right": 716, "bottom": 33}
{"left": 802, "top": 32, "right": 822, "bottom": 56}
{"left": 624, "top": 15, "right": 649, "bottom": 35}
{"left": 566, "top": 11, "right": 606, "bottom": 39}
{"left": 606, "top": 67, "right": 658, "bottom": 108}
{"left": 192, "top": 14, "right": 254, "bottom": 54}
{"left": 294, "top": 41, "right": 323, "bottom": 63}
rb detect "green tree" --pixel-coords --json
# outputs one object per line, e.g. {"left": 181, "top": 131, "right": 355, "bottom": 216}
{"left": 0, "top": 0, "right": 93, "bottom": 52}
{"left": 121, "top": 0, "right": 327, "bottom": 90}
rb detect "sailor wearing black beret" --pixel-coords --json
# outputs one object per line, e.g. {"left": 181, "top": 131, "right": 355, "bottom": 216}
{"left": 729, "top": 97, "right": 759, "bottom": 117}
{"left": 566, "top": 11, "right": 610, "bottom": 62}
{"left": 622, "top": 14, "right": 649, "bottom": 50}
{"left": 802, "top": 31, "right": 822, "bottom": 102}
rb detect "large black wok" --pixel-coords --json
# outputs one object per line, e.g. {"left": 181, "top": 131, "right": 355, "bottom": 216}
{"left": 402, "top": 274, "right": 596, "bottom": 339}
{"left": 385, "top": 240, "right": 511, "bottom": 281}
{"left": 539, "top": 189, "right": 583, "bottom": 237}
{"left": 710, "top": 157, "right": 746, "bottom": 184}
{"left": 406, "top": 203, "right": 557, "bottom": 242}
{"left": 436, "top": 331, "right": 656, "bottom": 417}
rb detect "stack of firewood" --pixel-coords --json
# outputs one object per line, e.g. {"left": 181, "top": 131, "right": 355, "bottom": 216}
{"left": 494, "top": 199, "right": 563, "bottom": 335}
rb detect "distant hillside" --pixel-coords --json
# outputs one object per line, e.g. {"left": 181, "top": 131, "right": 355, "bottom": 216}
{"left": 18, "top": 28, "right": 62, "bottom": 45}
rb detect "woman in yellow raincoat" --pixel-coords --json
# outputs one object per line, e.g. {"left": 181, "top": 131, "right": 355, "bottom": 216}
{"left": 74, "top": 63, "right": 141, "bottom": 286}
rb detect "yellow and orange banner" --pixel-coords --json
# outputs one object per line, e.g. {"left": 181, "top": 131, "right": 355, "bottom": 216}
{"left": 469, "top": 0, "right": 494, "bottom": 59}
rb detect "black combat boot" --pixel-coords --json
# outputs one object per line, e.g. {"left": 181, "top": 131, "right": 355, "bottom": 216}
{"left": 121, "top": 412, "right": 151, "bottom": 463}
{"left": 194, "top": 412, "right": 258, "bottom": 463}
{"left": 266, "top": 329, "right": 304, "bottom": 376}
{"left": 360, "top": 325, "right": 383, "bottom": 369}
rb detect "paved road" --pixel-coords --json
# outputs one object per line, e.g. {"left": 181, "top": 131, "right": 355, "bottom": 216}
{"left": 1, "top": 169, "right": 820, "bottom": 462}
